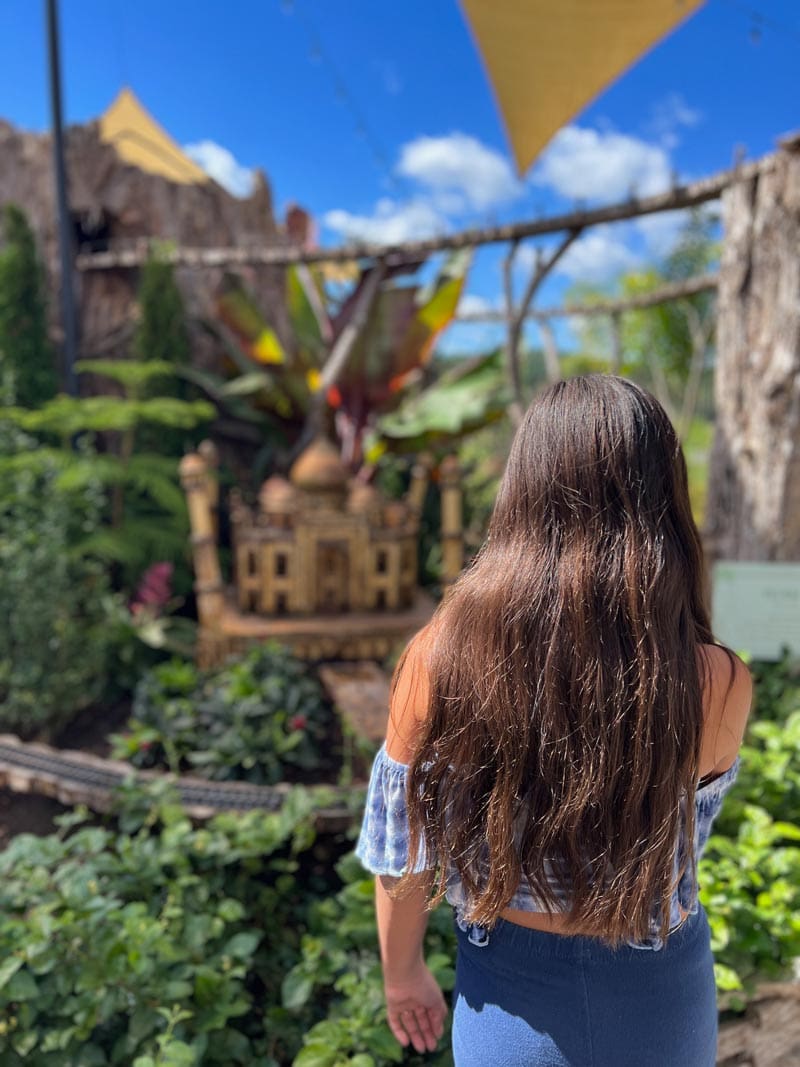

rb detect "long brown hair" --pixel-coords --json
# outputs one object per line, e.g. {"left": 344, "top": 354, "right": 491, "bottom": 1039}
{"left": 405, "top": 375, "right": 716, "bottom": 944}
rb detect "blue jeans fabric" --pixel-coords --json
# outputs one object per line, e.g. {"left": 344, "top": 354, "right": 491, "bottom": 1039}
{"left": 452, "top": 906, "right": 717, "bottom": 1067}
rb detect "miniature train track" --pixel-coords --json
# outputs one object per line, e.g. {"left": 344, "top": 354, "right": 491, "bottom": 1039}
{"left": 0, "top": 735, "right": 354, "bottom": 827}
{"left": 0, "top": 663, "right": 390, "bottom": 829}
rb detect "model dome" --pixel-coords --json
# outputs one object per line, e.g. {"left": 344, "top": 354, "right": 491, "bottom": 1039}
{"left": 289, "top": 436, "right": 349, "bottom": 492}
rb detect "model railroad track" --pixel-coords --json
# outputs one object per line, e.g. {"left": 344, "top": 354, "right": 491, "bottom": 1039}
{"left": 0, "top": 735, "right": 355, "bottom": 828}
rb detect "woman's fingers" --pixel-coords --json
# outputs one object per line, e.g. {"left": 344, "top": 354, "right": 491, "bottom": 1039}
{"left": 428, "top": 1001, "right": 446, "bottom": 1040}
{"left": 388, "top": 1005, "right": 440, "bottom": 1053}
{"left": 387, "top": 1010, "right": 410, "bottom": 1047}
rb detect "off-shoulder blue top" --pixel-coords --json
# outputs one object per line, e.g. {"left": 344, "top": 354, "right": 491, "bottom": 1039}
{"left": 356, "top": 744, "right": 740, "bottom": 945}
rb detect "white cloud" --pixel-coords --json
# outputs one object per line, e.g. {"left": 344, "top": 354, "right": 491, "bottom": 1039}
{"left": 457, "top": 293, "right": 497, "bottom": 317}
{"left": 532, "top": 125, "right": 672, "bottom": 201}
{"left": 184, "top": 140, "right": 255, "bottom": 197}
{"left": 553, "top": 227, "right": 639, "bottom": 283}
{"left": 398, "top": 133, "right": 524, "bottom": 212}
{"left": 323, "top": 197, "right": 447, "bottom": 244}
{"left": 648, "top": 93, "right": 702, "bottom": 149}
{"left": 322, "top": 132, "right": 523, "bottom": 245}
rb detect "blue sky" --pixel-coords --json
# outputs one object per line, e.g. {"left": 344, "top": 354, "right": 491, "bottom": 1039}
{"left": 0, "top": 0, "right": 798, "bottom": 352}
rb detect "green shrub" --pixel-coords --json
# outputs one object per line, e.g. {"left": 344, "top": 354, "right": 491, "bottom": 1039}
{"left": 112, "top": 645, "right": 336, "bottom": 785}
{"left": 0, "top": 782, "right": 333, "bottom": 1064}
{"left": 0, "top": 448, "right": 115, "bottom": 737}
{"left": 285, "top": 852, "right": 455, "bottom": 1067}
{"left": 699, "top": 656, "right": 800, "bottom": 1006}
{"left": 0, "top": 204, "right": 57, "bottom": 408}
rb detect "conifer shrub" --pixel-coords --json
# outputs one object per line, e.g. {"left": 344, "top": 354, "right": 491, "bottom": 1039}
{"left": 0, "top": 413, "right": 116, "bottom": 737}
{"left": 0, "top": 204, "right": 57, "bottom": 408}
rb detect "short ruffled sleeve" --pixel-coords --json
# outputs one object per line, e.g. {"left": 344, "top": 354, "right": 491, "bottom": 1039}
{"left": 355, "top": 744, "right": 432, "bottom": 877}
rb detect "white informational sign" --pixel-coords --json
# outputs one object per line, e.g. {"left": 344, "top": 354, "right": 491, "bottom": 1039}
{"left": 712, "top": 562, "right": 800, "bottom": 661}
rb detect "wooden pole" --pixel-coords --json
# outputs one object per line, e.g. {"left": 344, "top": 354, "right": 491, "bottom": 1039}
{"left": 503, "top": 229, "right": 581, "bottom": 425}
{"left": 609, "top": 311, "right": 623, "bottom": 375}
{"left": 179, "top": 452, "right": 225, "bottom": 631}
{"left": 707, "top": 135, "right": 800, "bottom": 561}
{"left": 406, "top": 453, "right": 432, "bottom": 517}
{"left": 45, "top": 0, "right": 79, "bottom": 397}
{"left": 539, "top": 320, "right": 562, "bottom": 384}
{"left": 198, "top": 439, "right": 220, "bottom": 539}
{"left": 439, "top": 455, "right": 463, "bottom": 588}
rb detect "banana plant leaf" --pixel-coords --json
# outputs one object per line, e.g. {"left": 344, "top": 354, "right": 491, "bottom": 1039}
{"left": 337, "top": 249, "right": 472, "bottom": 417}
{"left": 208, "top": 251, "right": 471, "bottom": 466}
{"left": 212, "top": 275, "right": 317, "bottom": 415}
{"left": 216, "top": 273, "right": 286, "bottom": 367}
{"left": 368, "top": 350, "right": 507, "bottom": 457}
{"left": 287, "top": 263, "right": 331, "bottom": 363}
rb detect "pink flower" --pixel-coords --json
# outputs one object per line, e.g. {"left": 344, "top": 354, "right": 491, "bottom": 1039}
{"left": 130, "top": 562, "right": 174, "bottom": 615}
{"left": 289, "top": 714, "right": 308, "bottom": 732}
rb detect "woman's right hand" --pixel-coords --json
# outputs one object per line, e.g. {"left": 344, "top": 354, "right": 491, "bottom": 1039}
{"left": 384, "top": 961, "right": 448, "bottom": 1054}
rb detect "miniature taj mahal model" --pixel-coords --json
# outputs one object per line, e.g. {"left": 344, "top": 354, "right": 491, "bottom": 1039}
{"left": 180, "top": 437, "right": 463, "bottom": 667}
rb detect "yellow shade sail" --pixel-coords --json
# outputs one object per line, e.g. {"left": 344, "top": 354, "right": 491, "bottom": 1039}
{"left": 99, "top": 87, "right": 209, "bottom": 186}
{"left": 460, "top": 0, "right": 706, "bottom": 175}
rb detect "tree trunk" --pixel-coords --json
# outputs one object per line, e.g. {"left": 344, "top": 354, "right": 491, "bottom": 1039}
{"left": 706, "top": 138, "right": 800, "bottom": 562}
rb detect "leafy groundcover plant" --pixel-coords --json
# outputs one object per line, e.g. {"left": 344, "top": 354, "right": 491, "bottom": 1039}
{"left": 112, "top": 644, "right": 336, "bottom": 785}
{"left": 0, "top": 660, "right": 796, "bottom": 1065}
{"left": 0, "top": 781, "right": 450, "bottom": 1066}
{"left": 0, "top": 782, "right": 332, "bottom": 1065}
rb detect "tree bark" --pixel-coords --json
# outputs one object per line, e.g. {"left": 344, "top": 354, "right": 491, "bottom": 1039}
{"left": 706, "top": 138, "right": 800, "bottom": 562}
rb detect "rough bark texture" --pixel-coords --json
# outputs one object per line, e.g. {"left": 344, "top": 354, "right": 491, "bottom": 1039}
{"left": 707, "top": 139, "right": 800, "bottom": 561}
{"left": 0, "top": 117, "right": 290, "bottom": 375}
{"left": 717, "top": 985, "right": 800, "bottom": 1066}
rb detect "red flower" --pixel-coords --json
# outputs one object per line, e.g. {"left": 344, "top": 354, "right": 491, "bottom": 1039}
{"left": 289, "top": 714, "right": 308, "bottom": 732}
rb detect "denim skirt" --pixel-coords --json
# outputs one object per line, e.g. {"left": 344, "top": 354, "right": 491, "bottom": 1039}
{"left": 452, "top": 906, "right": 718, "bottom": 1067}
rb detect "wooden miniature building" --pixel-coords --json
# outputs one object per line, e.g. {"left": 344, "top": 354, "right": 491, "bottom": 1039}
{"left": 180, "top": 437, "right": 462, "bottom": 667}
{"left": 232, "top": 438, "right": 417, "bottom": 617}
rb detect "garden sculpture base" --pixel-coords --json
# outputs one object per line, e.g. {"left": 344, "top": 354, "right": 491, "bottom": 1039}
{"left": 197, "top": 590, "right": 435, "bottom": 668}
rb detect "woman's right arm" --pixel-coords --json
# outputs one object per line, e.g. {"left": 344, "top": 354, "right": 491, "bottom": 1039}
{"left": 376, "top": 626, "right": 447, "bottom": 1053}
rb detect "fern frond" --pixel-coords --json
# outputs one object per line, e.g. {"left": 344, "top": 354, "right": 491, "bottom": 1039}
{"left": 76, "top": 359, "right": 177, "bottom": 391}
{"left": 78, "top": 516, "right": 189, "bottom": 571}
{"left": 3, "top": 396, "right": 214, "bottom": 435}
{"left": 125, "top": 455, "right": 186, "bottom": 514}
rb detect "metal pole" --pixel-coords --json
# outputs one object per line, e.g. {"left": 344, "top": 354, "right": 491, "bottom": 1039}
{"left": 45, "top": 0, "right": 79, "bottom": 396}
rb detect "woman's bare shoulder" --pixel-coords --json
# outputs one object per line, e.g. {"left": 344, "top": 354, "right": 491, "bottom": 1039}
{"left": 385, "top": 622, "right": 437, "bottom": 763}
{"left": 698, "top": 644, "right": 753, "bottom": 774}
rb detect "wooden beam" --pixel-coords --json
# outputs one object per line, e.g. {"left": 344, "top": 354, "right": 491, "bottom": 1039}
{"left": 75, "top": 161, "right": 769, "bottom": 272}
{"left": 457, "top": 273, "right": 718, "bottom": 323}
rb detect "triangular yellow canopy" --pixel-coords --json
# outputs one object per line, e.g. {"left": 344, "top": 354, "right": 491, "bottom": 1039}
{"left": 460, "top": 0, "right": 706, "bottom": 175}
{"left": 99, "top": 87, "right": 209, "bottom": 185}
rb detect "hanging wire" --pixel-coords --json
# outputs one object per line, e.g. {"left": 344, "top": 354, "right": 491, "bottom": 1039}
{"left": 280, "top": 0, "right": 401, "bottom": 192}
{"left": 112, "top": 0, "right": 130, "bottom": 86}
{"left": 719, "top": 0, "right": 800, "bottom": 44}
